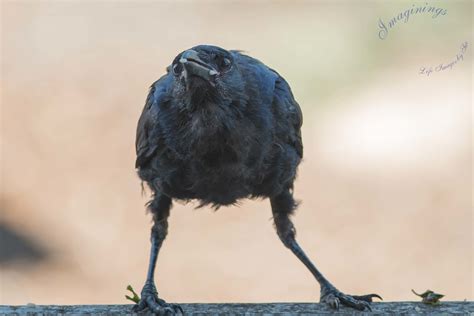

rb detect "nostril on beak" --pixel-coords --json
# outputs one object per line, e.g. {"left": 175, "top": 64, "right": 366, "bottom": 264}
{"left": 180, "top": 50, "right": 200, "bottom": 63}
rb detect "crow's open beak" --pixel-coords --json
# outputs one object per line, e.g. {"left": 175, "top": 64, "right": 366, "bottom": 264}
{"left": 179, "top": 50, "right": 219, "bottom": 82}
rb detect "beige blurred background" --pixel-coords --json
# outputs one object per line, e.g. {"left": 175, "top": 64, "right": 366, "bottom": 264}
{"left": 1, "top": 0, "right": 472, "bottom": 305}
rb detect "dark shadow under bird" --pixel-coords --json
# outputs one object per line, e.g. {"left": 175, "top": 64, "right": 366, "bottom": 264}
{"left": 134, "top": 44, "right": 381, "bottom": 314}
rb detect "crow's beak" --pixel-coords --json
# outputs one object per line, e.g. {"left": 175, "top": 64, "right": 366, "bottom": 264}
{"left": 179, "top": 50, "right": 219, "bottom": 82}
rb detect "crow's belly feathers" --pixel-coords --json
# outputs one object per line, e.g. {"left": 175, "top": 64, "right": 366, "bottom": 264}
{"left": 159, "top": 161, "right": 259, "bottom": 206}
{"left": 141, "top": 138, "right": 299, "bottom": 208}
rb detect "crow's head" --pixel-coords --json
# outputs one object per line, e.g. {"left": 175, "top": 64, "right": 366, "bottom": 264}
{"left": 170, "top": 45, "right": 244, "bottom": 106}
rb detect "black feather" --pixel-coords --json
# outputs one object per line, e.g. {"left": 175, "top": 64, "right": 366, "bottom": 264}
{"left": 135, "top": 45, "right": 303, "bottom": 208}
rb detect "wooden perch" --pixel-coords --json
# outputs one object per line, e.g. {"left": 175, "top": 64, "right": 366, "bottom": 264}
{"left": 1, "top": 302, "right": 472, "bottom": 315}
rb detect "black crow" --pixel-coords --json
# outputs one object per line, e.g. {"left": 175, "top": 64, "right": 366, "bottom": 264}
{"left": 134, "top": 45, "right": 380, "bottom": 314}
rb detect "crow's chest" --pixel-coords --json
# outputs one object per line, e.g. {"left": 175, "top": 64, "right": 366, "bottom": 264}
{"left": 174, "top": 111, "right": 250, "bottom": 164}
{"left": 158, "top": 142, "right": 251, "bottom": 204}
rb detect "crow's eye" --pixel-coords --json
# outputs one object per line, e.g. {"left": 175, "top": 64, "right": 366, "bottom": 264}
{"left": 218, "top": 57, "right": 232, "bottom": 71}
{"left": 172, "top": 63, "right": 182, "bottom": 75}
{"left": 223, "top": 58, "right": 231, "bottom": 68}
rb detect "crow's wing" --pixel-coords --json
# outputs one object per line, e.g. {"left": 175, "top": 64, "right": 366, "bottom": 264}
{"left": 236, "top": 52, "right": 303, "bottom": 159}
{"left": 273, "top": 75, "right": 303, "bottom": 158}
{"left": 135, "top": 73, "right": 172, "bottom": 168}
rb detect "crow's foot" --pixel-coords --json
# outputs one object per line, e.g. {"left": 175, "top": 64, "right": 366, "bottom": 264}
{"left": 132, "top": 283, "right": 183, "bottom": 315}
{"left": 320, "top": 284, "right": 382, "bottom": 311}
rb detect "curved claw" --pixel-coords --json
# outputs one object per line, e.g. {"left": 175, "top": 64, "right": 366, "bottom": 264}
{"left": 339, "top": 294, "right": 371, "bottom": 311}
{"left": 173, "top": 304, "right": 184, "bottom": 314}
{"left": 132, "top": 294, "right": 183, "bottom": 315}
{"left": 321, "top": 288, "right": 379, "bottom": 311}
{"left": 353, "top": 293, "right": 383, "bottom": 302}
{"left": 324, "top": 293, "right": 340, "bottom": 310}
{"left": 132, "top": 299, "right": 147, "bottom": 312}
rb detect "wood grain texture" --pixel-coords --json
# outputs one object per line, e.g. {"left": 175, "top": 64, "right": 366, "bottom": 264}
{"left": 1, "top": 302, "right": 473, "bottom": 315}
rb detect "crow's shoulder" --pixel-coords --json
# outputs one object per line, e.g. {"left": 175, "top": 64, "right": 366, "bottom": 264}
{"left": 232, "top": 51, "right": 303, "bottom": 157}
{"left": 272, "top": 73, "right": 303, "bottom": 158}
{"left": 135, "top": 73, "right": 172, "bottom": 168}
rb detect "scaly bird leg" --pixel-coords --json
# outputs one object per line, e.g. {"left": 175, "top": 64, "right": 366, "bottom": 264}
{"left": 132, "top": 194, "right": 183, "bottom": 315}
{"left": 270, "top": 190, "right": 381, "bottom": 311}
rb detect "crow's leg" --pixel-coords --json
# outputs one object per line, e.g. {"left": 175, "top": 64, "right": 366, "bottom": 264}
{"left": 133, "top": 193, "right": 182, "bottom": 315}
{"left": 270, "top": 190, "right": 381, "bottom": 311}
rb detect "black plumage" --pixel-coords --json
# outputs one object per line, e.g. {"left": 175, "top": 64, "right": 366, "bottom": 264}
{"left": 136, "top": 47, "right": 302, "bottom": 207}
{"left": 133, "top": 45, "right": 380, "bottom": 314}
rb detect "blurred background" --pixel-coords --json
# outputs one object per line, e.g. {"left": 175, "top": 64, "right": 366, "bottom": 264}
{"left": 1, "top": 0, "right": 472, "bottom": 305}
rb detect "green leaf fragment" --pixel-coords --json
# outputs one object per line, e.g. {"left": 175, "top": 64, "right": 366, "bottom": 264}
{"left": 125, "top": 284, "right": 141, "bottom": 303}
{"left": 412, "top": 289, "right": 444, "bottom": 305}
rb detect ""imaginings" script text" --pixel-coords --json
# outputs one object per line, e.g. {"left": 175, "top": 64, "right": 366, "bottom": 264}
{"left": 378, "top": 3, "right": 448, "bottom": 40}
